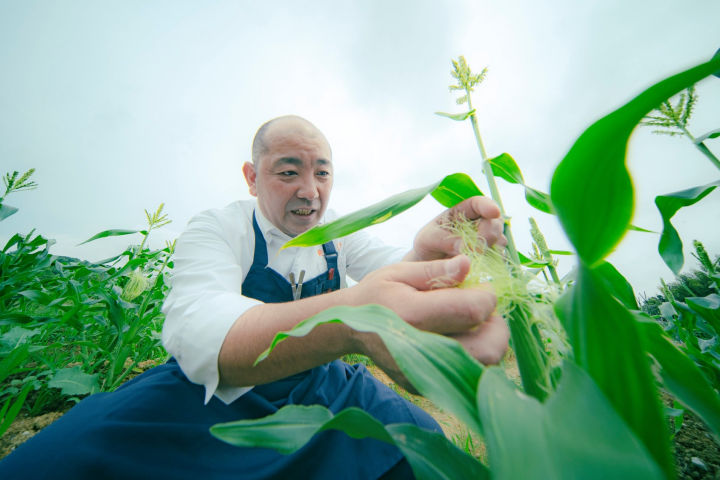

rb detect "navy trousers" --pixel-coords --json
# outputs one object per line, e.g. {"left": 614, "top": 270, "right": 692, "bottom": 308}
{"left": 0, "top": 358, "right": 441, "bottom": 479}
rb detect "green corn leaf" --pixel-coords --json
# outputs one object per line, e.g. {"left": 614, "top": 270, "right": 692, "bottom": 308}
{"left": 476, "top": 363, "right": 664, "bottom": 479}
{"left": 489, "top": 153, "right": 524, "bottom": 184}
{"left": 256, "top": 304, "right": 485, "bottom": 435}
{"left": 524, "top": 187, "right": 554, "bottom": 214}
{"left": 0, "top": 383, "right": 33, "bottom": 438}
{"left": 555, "top": 265, "right": 672, "bottom": 477}
{"left": 551, "top": 56, "right": 720, "bottom": 267}
{"left": 0, "top": 342, "right": 31, "bottom": 384}
{"left": 593, "top": 261, "right": 639, "bottom": 310}
{"left": 17, "top": 289, "right": 52, "bottom": 305}
{"left": 435, "top": 109, "right": 476, "bottom": 121}
{"left": 96, "top": 290, "right": 127, "bottom": 331}
{"left": 628, "top": 224, "right": 654, "bottom": 233}
{"left": 686, "top": 294, "right": 720, "bottom": 334}
{"left": 488, "top": 153, "right": 555, "bottom": 214}
{"left": 518, "top": 252, "right": 550, "bottom": 268}
{"left": 1, "top": 232, "right": 23, "bottom": 252}
{"left": 656, "top": 180, "right": 720, "bottom": 273}
{"left": 48, "top": 366, "right": 99, "bottom": 396}
{"left": 635, "top": 314, "right": 720, "bottom": 444}
{"left": 0, "top": 204, "right": 19, "bottom": 221}
{"left": 283, "top": 173, "right": 482, "bottom": 249}
{"left": 211, "top": 405, "right": 489, "bottom": 480}
{"left": 548, "top": 250, "right": 573, "bottom": 256}
{"left": 430, "top": 172, "right": 483, "bottom": 207}
{"left": 78, "top": 229, "right": 144, "bottom": 245}
{"left": 695, "top": 128, "right": 720, "bottom": 143}
{"left": 212, "top": 404, "right": 355, "bottom": 454}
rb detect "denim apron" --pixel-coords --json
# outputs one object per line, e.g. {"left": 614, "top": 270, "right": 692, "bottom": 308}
{"left": 0, "top": 213, "right": 441, "bottom": 479}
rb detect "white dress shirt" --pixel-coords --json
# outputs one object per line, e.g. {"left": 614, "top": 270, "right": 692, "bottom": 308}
{"left": 161, "top": 200, "right": 405, "bottom": 404}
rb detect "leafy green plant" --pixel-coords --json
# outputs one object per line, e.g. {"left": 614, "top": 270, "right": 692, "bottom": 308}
{"left": 210, "top": 54, "right": 720, "bottom": 478}
{"left": 0, "top": 197, "right": 174, "bottom": 421}
{"left": 648, "top": 242, "right": 720, "bottom": 397}
{"left": 639, "top": 83, "right": 720, "bottom": 273}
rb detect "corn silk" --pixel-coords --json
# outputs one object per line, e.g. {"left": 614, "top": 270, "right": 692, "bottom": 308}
{"left": 440, "top": 215, "right": 570, "bottom": 367}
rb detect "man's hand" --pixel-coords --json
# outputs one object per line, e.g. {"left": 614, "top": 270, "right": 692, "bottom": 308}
{"left": 404, "top": 196, "right": 507, "bottom": 262}
{"left": 350, "top": 255, "right": 510, "bottom": 391}
{"left": 220, "top": 253, "right": 509, "bottom": 392}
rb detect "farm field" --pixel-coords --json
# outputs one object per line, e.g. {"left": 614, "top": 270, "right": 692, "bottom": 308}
{"left": 2, "top": 51, "right": 720, "bottom": 479}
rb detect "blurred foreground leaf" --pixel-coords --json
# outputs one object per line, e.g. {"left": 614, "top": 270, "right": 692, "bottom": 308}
{"left": 555, "top": 265, "right": 672, "bottom": 476}
{"left": 256, "top": 304, "right": 485, "bottom": 435}
{"left": 477, "top": 363, "right": 664, "bottom": 479}
{"left": 211, "top": 405, "right": 488, "bottom": 480}
{"left": 551, "top": 56, "right": 720, "bottom": 267}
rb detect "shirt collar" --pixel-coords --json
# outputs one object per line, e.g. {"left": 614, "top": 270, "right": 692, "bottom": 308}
{"left": 253, "top": 205, "right": 291, "bottom": 243}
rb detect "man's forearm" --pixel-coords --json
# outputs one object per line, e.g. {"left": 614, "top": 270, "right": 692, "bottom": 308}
{"left": 217, "top": 287, "right": 363, "bottom": 388}
{"left": 219, "top": 255, "right": 509, "bottom": 392}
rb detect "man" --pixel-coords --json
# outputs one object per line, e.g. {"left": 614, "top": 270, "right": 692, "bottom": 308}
{"left": 0, "top": 115, "right": 509, "bottom": 479}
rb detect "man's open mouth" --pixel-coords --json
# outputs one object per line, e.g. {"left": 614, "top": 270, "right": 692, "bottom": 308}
{"left": 291, "top": 208, "right": 315, "bottom": 216}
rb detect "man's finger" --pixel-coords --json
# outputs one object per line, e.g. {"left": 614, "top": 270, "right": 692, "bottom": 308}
{"left": 450, "top": 314, "right": 509, "bottom": 365}
{"left": 446, "top": 196, "right": 502, "bottom": 222}
{"left": 409, "top": 287, "right": 498, "bottom": 334}
{"left": 386, "top": 255, "right": 471, "bottom": 291}
{"left": 475, "top": 217, "right": 508, "bottom": 248}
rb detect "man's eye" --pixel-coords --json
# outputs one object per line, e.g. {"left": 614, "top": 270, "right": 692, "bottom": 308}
{"left": 279, "top": 171, "right": 297, "bottom": 177}
{"left": 317, "top": 171, "right": 330, "bottom": 177}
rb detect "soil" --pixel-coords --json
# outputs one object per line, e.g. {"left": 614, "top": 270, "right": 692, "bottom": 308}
{"left": 0, "top": 411, "right": 64, "bottom": 459}
{"left": 1, "top": 360, "right": 719, "bottom": 479}
{"left": 673, "top": 410, "right": 720, "bottom": 479}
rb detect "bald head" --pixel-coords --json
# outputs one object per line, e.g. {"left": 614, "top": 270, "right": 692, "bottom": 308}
{"left": 242, "top": 115, "right": 334, "bottom": 237}
{"left": 251, "top": 115, "right": 331, "bottom": 165}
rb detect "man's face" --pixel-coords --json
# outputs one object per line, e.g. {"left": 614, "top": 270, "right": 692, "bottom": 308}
{"left": 243, "top": 127, "right": 333, "bottom": 237}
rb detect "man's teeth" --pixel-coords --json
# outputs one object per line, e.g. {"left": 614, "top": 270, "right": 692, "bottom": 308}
{"left": 293, "top": 209, "right": 313, "bottom": 215}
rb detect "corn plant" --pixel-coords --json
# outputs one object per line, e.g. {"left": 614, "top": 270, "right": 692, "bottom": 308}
{"left": 0, "top": 199, "right": 174, "bottom": 430}
{"left": 640, "top": 83, "right": 720, "bottom": 273}
{"left": 650, "top": 241, "right": 720, "bottom": 394}
{"left": 210, "top": 54, "right": 720, "bottom": 478}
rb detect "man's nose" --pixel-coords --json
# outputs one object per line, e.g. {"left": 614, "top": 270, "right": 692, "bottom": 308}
{"left": 296, "top": 175, "right": 319, "bottom": 200}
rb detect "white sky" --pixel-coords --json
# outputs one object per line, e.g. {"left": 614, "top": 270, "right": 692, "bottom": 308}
{"left": 1, "top": 0, "right": 719, "bottom": 297}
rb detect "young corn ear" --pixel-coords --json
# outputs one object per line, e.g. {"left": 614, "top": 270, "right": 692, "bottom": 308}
{"left": 442, "top": 215, "right": 570, "bottom": 366}
{"left": 121, "top": 268, "right": 150, "bottom": 301}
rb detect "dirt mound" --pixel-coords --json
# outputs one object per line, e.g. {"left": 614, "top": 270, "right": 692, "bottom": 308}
{"left": 1, "top": 411, "right": 64, "bottom": 459}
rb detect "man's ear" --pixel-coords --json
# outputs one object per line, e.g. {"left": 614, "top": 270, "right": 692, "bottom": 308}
{"left": 242, "top": 162, "right": 258, "bottom": 197}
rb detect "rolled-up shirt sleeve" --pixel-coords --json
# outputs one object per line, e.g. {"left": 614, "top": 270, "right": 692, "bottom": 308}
{"left": 161, "top": 207, "right": 260, "bottom": 404}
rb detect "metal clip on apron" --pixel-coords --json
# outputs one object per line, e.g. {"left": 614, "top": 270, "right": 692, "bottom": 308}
{"left": 243, "top": 212, "right": 339, "bottom": 303}
{"left": 0, "top": 211, "right": 440, "bottom": 480}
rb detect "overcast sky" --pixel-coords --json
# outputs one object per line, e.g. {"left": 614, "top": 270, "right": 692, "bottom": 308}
{"left": 1, "top": 0, "right": 719, "bottom": 297}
